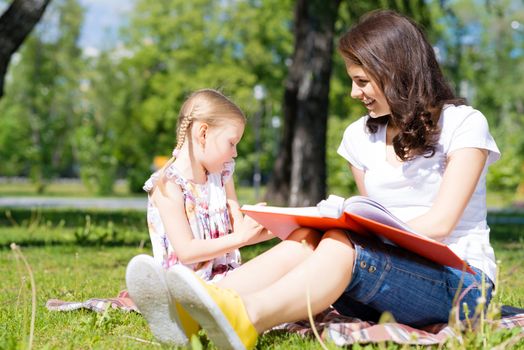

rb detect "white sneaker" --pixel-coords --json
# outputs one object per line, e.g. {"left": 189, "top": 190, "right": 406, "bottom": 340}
{"left": 125, "top": 254, "right": 198, "bottom": 345}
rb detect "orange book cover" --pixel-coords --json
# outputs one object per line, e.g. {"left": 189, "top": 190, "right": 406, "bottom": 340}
{"left": 241, "top": 196, "right": 473, "bottom": 274}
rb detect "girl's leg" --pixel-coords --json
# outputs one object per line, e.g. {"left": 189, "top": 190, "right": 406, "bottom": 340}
{"left": 217, "top": 227, "right": 322, "bottom": 295}
{"left": 243, "top": 229, "right": 355, "bottom": 332}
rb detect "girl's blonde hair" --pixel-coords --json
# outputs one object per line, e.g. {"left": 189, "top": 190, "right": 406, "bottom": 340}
{"left": 157, "top": 89, "right": 246, "bottom": 189}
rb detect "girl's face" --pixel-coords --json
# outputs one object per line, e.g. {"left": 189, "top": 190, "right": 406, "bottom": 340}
{"left": 346, "top": 63, "right": 391, "bottom": 118}
{"left": 201, "top": 120, "right": 244, "bottom": 173}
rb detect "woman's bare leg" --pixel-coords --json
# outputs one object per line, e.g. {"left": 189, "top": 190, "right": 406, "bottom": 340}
{"left": 242, "top": 229, "right": 355, "bottom": 332}
{"left": 217, "top": 228, "right": 322, "bottom": 295}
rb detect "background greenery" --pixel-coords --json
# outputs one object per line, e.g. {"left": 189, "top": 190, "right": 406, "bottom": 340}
{"left": 0, "top": 0, "right": 523, "bottom": 203}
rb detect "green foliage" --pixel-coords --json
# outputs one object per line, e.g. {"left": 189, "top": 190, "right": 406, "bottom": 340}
{"left": 102, "top": 0, "right": 295, "bottom": 192}
{"left": 0, "top": 0, "right": 85, "bottom": 192}
{"left": 1, "top": 0, "right": 524, "bottom": 199}
{"left": 0, "top": 103, "right": 31, "bottom": 175}
{"left": 432, "top": 0, "right": 524, "bottom": 192}
{"left": 74, "top": 121, "right": 118, "bottom": 195}
{"left": 487, "top": 142, "right": 523, "bottom": 192}
{"left": 326, "top": 115, "right": 357, "bottom": 197}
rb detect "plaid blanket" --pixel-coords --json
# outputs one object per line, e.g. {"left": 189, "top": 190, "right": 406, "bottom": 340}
{"left": 46, "top": 290, "right": 138, "bottom": 313}
{"left": 46, "top": 294, "right": 524, "bottom": 346}
{"left": 272, "top": 307, "right": 524, "bottom": 346}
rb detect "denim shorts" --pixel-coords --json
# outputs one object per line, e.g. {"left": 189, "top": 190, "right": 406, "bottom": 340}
{"left": 332, "top": 234, "right": 494, "bottom": 327}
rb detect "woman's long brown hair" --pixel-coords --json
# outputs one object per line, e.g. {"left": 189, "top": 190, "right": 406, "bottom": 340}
{"left": 339, "top": 9, "right": 465, "bottom": 160}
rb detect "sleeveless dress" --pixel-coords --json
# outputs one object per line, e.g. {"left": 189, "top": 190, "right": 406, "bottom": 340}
{"left": 143, "top": 161, "right": 241, "bottom": 282}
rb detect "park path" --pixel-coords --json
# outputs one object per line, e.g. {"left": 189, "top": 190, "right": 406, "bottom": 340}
{"left": 1, "top": 197, "right": 523, "bottom": 225}
{"left": 0, "top": 196, "right": 147, "bottom": 210}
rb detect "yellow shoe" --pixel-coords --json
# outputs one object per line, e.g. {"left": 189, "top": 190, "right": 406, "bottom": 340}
{"left": 126, "top": 255, "right": 200, "bottom": 345}
{"left": 166, "top": 265, "right": 258, "bottom": 350}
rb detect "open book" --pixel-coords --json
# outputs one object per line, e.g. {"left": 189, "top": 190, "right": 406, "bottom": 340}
{"left": 241, "top": 195, "right": 473, "bottom": 273}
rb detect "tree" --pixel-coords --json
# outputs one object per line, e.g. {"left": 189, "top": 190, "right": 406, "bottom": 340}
{"left": 265, "top": 0, "right": 341, "bottom": 206}
{"left": 0, "top": 0, "right": 52, "bottom": 98}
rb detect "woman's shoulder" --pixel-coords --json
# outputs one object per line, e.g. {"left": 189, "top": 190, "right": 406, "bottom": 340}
{"left": 440, "top": 104, "right": 488, "bottom": 129}
{"left": 342, "top": 115, "right": 387, "bottom": 145}
{"left": 342, "top": 115, "right": 370, "bottom": 138}
{"left": 439, "top": 104, "right": 493, "bottom": 139}
{"left": 439, "top": 104, "right": 499, "bottom": 162}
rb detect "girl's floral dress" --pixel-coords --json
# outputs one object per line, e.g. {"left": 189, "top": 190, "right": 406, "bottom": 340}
{"left": 143, "top": 161, "right": 241, "bottom": 282}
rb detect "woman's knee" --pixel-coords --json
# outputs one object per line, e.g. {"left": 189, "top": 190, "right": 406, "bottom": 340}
{"left": 318, "top": 229, "right": 356, "bottom": 266}
{"left": 286, "top": 227, "right": 322, "bottom": 250}
{"left": 322, "top": 229, "right": 354, "bottom": 246}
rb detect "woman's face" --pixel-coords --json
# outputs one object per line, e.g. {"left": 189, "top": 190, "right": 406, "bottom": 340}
{"left": 346, "top": 63, "right": 391, "bottom": 118}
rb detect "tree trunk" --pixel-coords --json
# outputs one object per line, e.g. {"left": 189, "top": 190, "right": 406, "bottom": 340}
{"left": 0, "top": 0, "right": 52, "bottom": 98}
{"left": 265, "top": 0, "right": 341, "bottom": 206}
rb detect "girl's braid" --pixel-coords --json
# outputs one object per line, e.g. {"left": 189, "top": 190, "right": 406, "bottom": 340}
{"left": 173, "top": 111, "right": 194, "bottom": 157}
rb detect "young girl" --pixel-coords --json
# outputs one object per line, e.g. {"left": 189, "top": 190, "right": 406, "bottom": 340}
{"left": 126, "top": 89, "right": 321, "bottom": 346}
{"left": 161, "top": 10, "right": 500, "bottom": 350}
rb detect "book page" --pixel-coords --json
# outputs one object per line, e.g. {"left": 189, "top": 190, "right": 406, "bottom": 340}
{"left": 344, "top": 196, "right": 420, "bottom": 235}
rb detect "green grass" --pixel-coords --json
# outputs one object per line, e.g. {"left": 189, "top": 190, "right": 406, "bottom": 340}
{"left": 1, "top": 211, "right": 523, "bottom": 349}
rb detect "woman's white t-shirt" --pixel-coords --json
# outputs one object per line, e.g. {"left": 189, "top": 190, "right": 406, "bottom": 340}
{"left": 337, "top": 105, "right": 500, "bottom": 282}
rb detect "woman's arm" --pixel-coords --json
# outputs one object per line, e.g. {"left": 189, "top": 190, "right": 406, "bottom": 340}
{"left": 152, "top": 180, "right": 263, "bottom": 264}
{"left": 407, "top": 147, "right": 488, "bottom": 240}
{"left": 350, "top": 164, "right": 368, "bottom": 196}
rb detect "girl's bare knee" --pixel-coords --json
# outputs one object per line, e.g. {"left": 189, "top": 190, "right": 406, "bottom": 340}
{"left": 287, "top": 227, "right": 322, "bottom": 250}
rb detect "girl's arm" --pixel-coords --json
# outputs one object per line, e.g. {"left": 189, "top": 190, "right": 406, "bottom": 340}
{"left": 406, "top": 147, "right": 488, "bottom": 240}
{"left": 225, "top": 178, "right": 275, "bottom": 244}
{"left": 224, "top": 178, "right": 243, "bottom": 234}
{"left": 151, "top": 180, "right": 263, "bottom": 264}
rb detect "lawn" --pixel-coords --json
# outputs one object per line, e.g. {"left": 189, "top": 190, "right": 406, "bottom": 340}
{"left": 1, "top": 208, "right": 523, "bottom": 349}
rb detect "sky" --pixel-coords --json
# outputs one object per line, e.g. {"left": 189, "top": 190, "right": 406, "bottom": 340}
{"left": 78, "top": 0, "right": 134, "bottom": 52}
{"left": 0, "top": 0, "right": 133, "bottom": 55}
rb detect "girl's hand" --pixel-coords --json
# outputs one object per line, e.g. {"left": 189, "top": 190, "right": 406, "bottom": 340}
{"left": 237, "top": 215, "right": 265, "bottom": 244}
